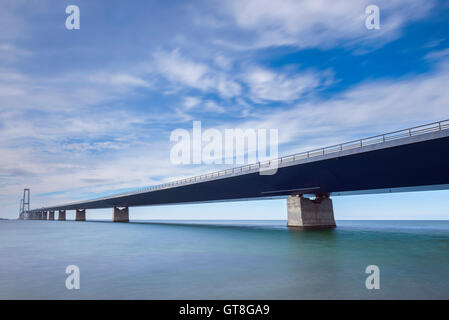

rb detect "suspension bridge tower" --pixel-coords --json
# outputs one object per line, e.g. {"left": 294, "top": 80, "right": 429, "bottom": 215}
{"left": 18, "top": 188, "right": 30, "bottom": 220}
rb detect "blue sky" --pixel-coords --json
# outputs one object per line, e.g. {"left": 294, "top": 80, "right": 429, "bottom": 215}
{"left": 1, "top": 0, "right": 449, "bottom": 220}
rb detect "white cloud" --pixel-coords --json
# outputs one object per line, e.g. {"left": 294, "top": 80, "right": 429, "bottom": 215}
{"left": 183, "top": 96, "right": 202, "bottom": 109}
{"left": 152, "top": 49, "right": 241, "bottom": 98}
{"left": 204, "top": 100, "right": 225, "bottom": 113}
{"left": 153, "top": 49, "right": 211, "bottom": 89}
{"left": 214, "top": 55, "right": 232, "bottom": 69}
{"left": 152, "top": 50, "right": 331, "bottom": 103}
{"left": 241, "top": 60, "right": 449, "bottom": 149}
{"left": 243, "top": 67, "right": 329, "bottom": 102}
{"left": 425, "top": 47, "right": 449, "bottom": 61}
{"left": 216, "top": 75, "right": 241, "bottom": 98}
{"left": 88, "top": 73, "right": 152, "bottom": 88}
{"left": 216, "top": 0, "right": 435, "bottom": 49}
{"left": 0, "top": 67, "right": 155, "bottom": 116}
{"left": 181, "top": 97, "right": 225, "bottom": 114}
{"left": 0, "top": 43, "right": 31, "bottom": 61}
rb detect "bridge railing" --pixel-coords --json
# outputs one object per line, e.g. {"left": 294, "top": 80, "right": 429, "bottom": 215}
{"left": 89, "top": 119, "right": 449, "bottom": 200}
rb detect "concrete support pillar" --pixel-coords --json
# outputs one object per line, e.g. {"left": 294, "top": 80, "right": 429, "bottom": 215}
{"left": 287, "top": 194, "right": 336, "bottom": 228}
{"left": 49, "top": 211, "right": 55, "bottom": 220}
{"left": 42, "top": 211, "right": 48, "bottom": 220}
{"left": 24, "top": 212, "right": 31, "bottom": 220}
{"left": 58, "top": 210, "right": 66, "bottom": 221}
{"left": 75, "top": 209, "right": 86, "bottom": 221}
{"left": 113, "top": 207, "right": 129, "bottom": 222}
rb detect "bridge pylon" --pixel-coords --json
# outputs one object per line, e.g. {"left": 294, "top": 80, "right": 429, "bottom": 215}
{"left": 58, "top": 210, "right": 66, "bottom": 221}
{"left": 19, "top": 188, "right": 30, "bottom": 220}
{"left": 75, "top": 209, "right": 86, "bottom": 221}
{"left": 113, "top": 207, "right": 129, "bottom": 222}
{"left": 287, "top": 194, "right": 336, "bottom": 228}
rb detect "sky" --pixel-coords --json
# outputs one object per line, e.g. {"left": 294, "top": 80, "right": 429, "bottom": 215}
{"left": 1, "top": 0, "right": 449, "bottom": 220}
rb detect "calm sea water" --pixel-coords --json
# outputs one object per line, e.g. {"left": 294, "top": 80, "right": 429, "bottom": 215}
{"left": 1, "top": 219, "right": 449, "bottom": 299}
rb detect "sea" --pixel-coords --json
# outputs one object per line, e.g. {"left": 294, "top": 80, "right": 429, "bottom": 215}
{"left": 1, "top": 219, "right": 448, "bottom": 299}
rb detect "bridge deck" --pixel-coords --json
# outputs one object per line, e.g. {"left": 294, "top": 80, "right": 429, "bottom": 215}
{"left": 29, "top": 120, "right": 449, "bottom": 212}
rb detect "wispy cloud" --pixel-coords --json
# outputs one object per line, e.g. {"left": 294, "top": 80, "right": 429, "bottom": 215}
{"left": 425, "top": 47, "right": 449, "bottom": 61}
{"left": 152, "top": 49, "right": 241, "bottom": 98}
{"left": 88, "top": 73, "right": 152, "bottom": 88}
{"left": 213, "top": 0, "right": 435, "bottom": 49}
{"left": 0, "top": 43, "right": 31, "bottom": 61}
{"left": 243, "top": 66, "right": 332, "bottom": 103}
{"left": 240, "top": 59, "right": 449, "bottom": 150}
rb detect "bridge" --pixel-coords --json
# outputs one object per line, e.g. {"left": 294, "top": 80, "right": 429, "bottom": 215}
{"left": 21, "top": 119, "right": 449, "bottom": 228}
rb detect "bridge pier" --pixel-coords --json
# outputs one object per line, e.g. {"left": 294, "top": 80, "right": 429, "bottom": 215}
{"left": 49, "top": 211, "right": 55, "bottom": 220}
{"left": 42, "top": 211, "right": 48, "bottom": 220}
{"left": 113, "top": 207, "right": 129, "bottom": 222}
{"left": 287, "top": 194, "right": 336, "bottom": 229}
{"left": 75, "top": 209, "right": 86, "bottom": 221}
{"left": 58, "top": 210, "right": 66, "bottom": 221}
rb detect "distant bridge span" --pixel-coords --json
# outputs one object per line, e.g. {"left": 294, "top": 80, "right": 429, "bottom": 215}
{"left": 24, "top": 120, "right": 449, "bottom": 227}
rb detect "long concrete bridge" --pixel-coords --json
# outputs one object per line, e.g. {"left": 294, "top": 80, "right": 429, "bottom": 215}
{"left": 21, "top": 119, "right": 449, "bottom": 228}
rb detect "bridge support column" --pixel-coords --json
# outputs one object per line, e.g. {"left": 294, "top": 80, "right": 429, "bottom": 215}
{"left": 75, "top": 209, "right": 86, "bottom": 221}
{"left": 113, "top": 207, "right": 129, "bottom": 222}
{"left": 42, "top": 211, "right": 48, "bottom": 220}
{"left": 287, "top": 194, "right": 336, "bottom": 228}
{"left": 58, "top": 210, "right": 66, "bottom": 221}
{"left": 49, "top": 211, "right": 55, "bottom": 220}
{"left": 24, "top": 212, "right": 32, "bottom": 220}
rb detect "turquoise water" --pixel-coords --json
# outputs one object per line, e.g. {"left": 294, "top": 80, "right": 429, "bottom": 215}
{"left": 1, "top": 219, "right": 449, "bottom": 299}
